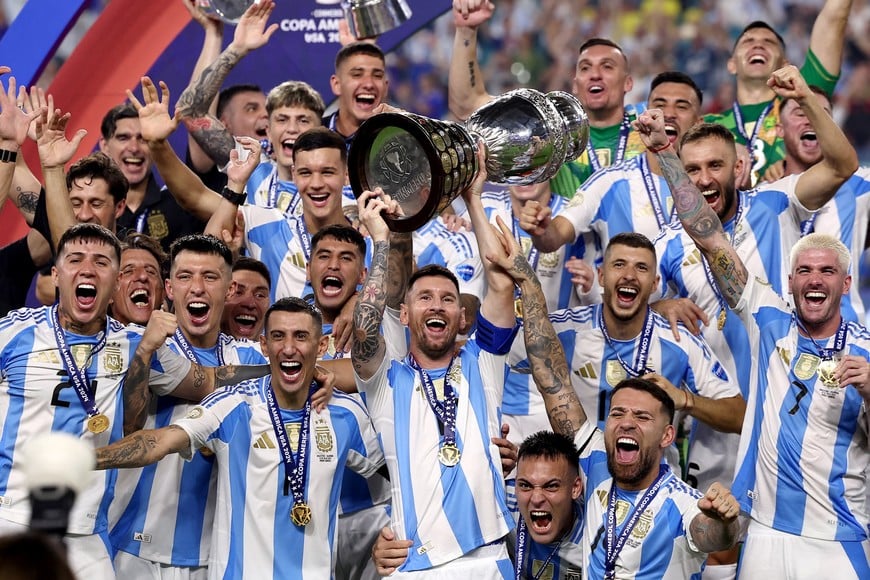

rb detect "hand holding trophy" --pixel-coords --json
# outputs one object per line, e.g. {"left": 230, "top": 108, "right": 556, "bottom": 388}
{"left": 348, "top": 89, "right": 589, "bottom": 232}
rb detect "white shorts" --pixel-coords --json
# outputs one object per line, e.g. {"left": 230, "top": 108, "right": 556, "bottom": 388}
{"left": 114, "top": 550, "right": 208, "bottom": 580}
{"left": 738, "top": 520, "right": 870, "bottom": 579}
{"left": 335, "top": 504, "right": 391, "bottom": 580}
{"left": 388, "top": 541, "right": 512, "bottom": 579}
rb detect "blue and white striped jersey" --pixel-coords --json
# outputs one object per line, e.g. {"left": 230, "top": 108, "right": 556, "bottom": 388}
{"left": 242, "top": 206, "right": 372, "bottom": 303}
{"left": 109, "top": 335, "right": 266, "bottom": 566}
{"left": 528, "top": 305, "right": 738, "bottom": 490}
{"left": 0, "top": 307, "right": 190, "bottom": 534}
{"left": 558, "top": 155, "right": 674, "bottom": 247}
{"left": 355, "top": 318, "right": 518, "bottom": 571}
{"left": 809, "top": 167, "right": 870, "bottom": 323}
{"left": 174, "top": 378, "right": 384, "bottom": 579}
{"left": 246, "top": 161, "right": 358, "bottom": 216}
{"left": 512, "top": 505, "right": 584, "bottom": 580}
{"left": 574, "top": 423, "right": 707, "bottom": 580}
{"left": 731, "top": 275, "right": 870, "bottom": 541}
{"left": 413, "top": 216, "right": 484, "bottom": 297}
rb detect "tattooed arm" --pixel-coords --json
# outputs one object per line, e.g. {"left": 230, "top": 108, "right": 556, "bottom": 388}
{"left": 447, "top": 0, "right": 496, "bottom": 119}
{"left": 175, "top": 1, "right": 277, "bottom": 167}
{"left": 95, "top": 426, "right": 191, "bottom": 470}
{"left": 352, "top": 190, "right": 396, "bottom": 380}
{"left": 635, "top": 109, "right": 748, "bottom": 308}
{"left": 487, "top": 217, "right": 589, "bottom": 438}
{"left": 690, "top": 482, "right": 741, "bottom": 552}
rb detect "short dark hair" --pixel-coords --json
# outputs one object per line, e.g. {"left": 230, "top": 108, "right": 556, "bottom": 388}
{"left": 169, "top": 234, "right": 233, "bottom": 269}
{"left": 217, "top": 83, "right": 263, "bottom": 119}
{"left": 311, "top": 224, "right": 367, "bottom": 259}
{"left": 611, "top": 378, "right": 675, "bottom": 423}
{"left": 406, "top": 264, "right": 460, "bottom": 298}
{"left": 780, "top": 84, "right": 831, "bottom": 113}
{"left": 679, "top": 122, "right": 736, "bottom": 152}
{"left": 335, "top": 41, "right": 386, "bottom": 70}
{"left": 121, "top": 232, "right": 168, "bottom": 277}
{"left": 57, "top": 223, "right": 122, "bottom": 263}
{"left": 264, "top": 296, "right": 323, "bottom": 333}
{"left": 66, "top": 152, "right": 129, "bottom": 204}
{"left": 604, "top": 232, "right": 656, "bottom": 263}
{"left": 292, "top": 127, "right": 347, "bottom": 164}
{"left": 0, "top": 532, "right": 76, "bottom": 580}
{"left": 649, "top": 71, "right": 703, "bottom": 106}
{"left": 578, "top": 38, "right": 628, "bottom": 66}
{"left": 518, "top": 431, "right": 580, "bottom": 474}
{"left": 735, "top": 21, "right": 786, "bottom": 52}
{"left": 100, "top": 103, "right": 139, "bottom": 140}
{"left": 233, "top": 256, "right": 272, "bottom": 289}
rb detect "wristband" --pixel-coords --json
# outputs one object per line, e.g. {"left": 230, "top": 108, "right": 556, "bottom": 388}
{"left": 0, "top": 148, "right": 17, "bottom": 163}
{"left": 221, "top": 186, "right": 246, "bottom": 206}
{"left": 646, "top": 142, "right": 671, "bottom": 154}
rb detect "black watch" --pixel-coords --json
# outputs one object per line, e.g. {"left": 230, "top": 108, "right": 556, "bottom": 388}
{"left": 221, "top": 186, "right": 246, "bottom": 206}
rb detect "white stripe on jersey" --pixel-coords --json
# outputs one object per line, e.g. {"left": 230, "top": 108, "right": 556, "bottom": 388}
{"left": 174, "top": 379, "right": 384, "bottom": 579}
{"left": 109, "top": 336, "right": 266, "bottom": 566}
{"left": 246, "top": 161, "right": 358, "bottom": 216}
{"left": 0, "top": 307, "right": 190, "bottom": 534}
{"left": 356, "top": 339, "right": 514, "bottom": 571}
{"left": 732, "top": 276, "right": 870, "bottom": 541}
{"left": 558, "top": 155, "right": 674, "bottom": 246}
{"left": 413, "top": 217, "right": 484, "bottom": 297}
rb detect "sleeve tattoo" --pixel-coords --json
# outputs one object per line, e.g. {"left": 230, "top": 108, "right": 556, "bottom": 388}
{"left": 122, "top": 351, "right": 153, "bottom": 435}
{"left": 352, "top": 240, "right": 389, "bottom": 368}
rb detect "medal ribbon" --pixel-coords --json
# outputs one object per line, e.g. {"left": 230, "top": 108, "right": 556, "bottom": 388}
{"left": 639, "top": 155, "right": 673, "bottom": 229}
{"left": 408, "top": 354, "right": 460, "bottom": 449}
{"left": 514, "top": 515, "right": 565, "bottom": 580}
{"left": 587, "top": 114, "right": 631, "bottom": 173}
{"left": 732, "top": 101, "right": 774, "bottom": 174}
{"left": 264, "top": 378, "right": 316, "bottom": 506}
{"left": 598, "top": 306, "right": 656, "bottom": 377}
{"left": 604, "top": 464, "right": 669, "bottom": 579}
{"left": 266, "top": 166, "right": 299, "bottom": 214}
{"left": 51, "top": 305, "right": 107, "bottom": 419}
{"left": 173, "top": 328, "right": 226, "bottom": 367}
{"left": 794, "top": 313, "right": 847, "bottom": 359}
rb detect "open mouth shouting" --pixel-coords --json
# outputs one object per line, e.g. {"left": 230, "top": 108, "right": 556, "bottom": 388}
{"left": 278, "top": 359, "right": 303, "bottom": 382}
{"left": 528, "top": 509, "right": 554, "bottom": 534}
{"left": 75, "top": 283, "right": 98, "bottom": 308}
{"left": 664, "top": 122, "right": 679, "bottom": 144}
{"left": 424, "top": 316, "right": 449, "bottom": 338}
{"left": 354, "top": 92, "right": 377, "bottom": 113}
{"left": 746, "top": 51, "right": 768, "bottom": 67}
{"left": 320, "top": 275, "right": 345, "bottom": 298}
{"left": 615, "top": 285, "right": 639, "bottom": 307}
{"left": 280, "top": 139, "right": 294, "bottom": 159}
{"left": 614, "top": 436, "right": 640, "bottom": 464}
{"left": 234, "top": 313, "right": 258, "bottom": 332}
{"left": 186, "top": 301, "right": 211, "bottom": 326}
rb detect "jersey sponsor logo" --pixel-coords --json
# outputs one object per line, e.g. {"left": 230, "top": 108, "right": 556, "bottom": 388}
{"left": 185, "top": 407, "right": 204, "bottom": 420}
{"left": 539, "top": 251, "right": 561, "bottom": 270}
{"left": 0, "top": 496, "right": 11, "bottom": 507}
{"left": 455, "top": 264, "right": 475, "bottom": 282}
{"left": 574, "top": 361, "right": 598, "bottom": 380}
{"left": 531, "top": 560, "right": 555, "bottom": 580}
{"left": 632, "top": 510, "right": 654, "bottom": 539}
{"left": 133, "top": 532, "right": 152, "bottom": 543}
{"left": 147, "top": 212, "right": 169, "bottom": 241}
{"left": 416, "top": 540, "right": 434, "bottom": 555}
{"left": 253, "top": 432, "right": 276, "bottom": 449}
{"left": 776, "top": 346, "right": 792, "bottom": 367}
{"left": 605, "top": 360, "right": 627, "bottom": 387}
{"left": 793, "top": 353, "right": 820, "bottom": 381}
{"left": 103, "top": 343, "right": 123, "bottom": 374}
{"left": 682, "top": 248, "right": 702, "bottom": 267}
{"left": 32, "top": 351, "right": 60, "bottom": 365}
{"left": 286, "top": 252, "right": 306, "bottom": 270}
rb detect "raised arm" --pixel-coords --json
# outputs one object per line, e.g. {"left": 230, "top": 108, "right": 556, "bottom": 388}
{"left": 808, "top": 0, "right": 852, "bottom": 79}
{"left": 768, "top": 66, "right": 858, "bottom": 209}
{"left": 203, "top": 136, "right": 262, "bottom": 247}
{"left": 129, "top": 77, "right": 222, "bottom": 221}
{"left": 635, "top": 109, "right": 748, "bottom": 308}
{"left": 689, "top": 482, "right": 741, "bottom": 553}
{"left": 180, "top": 0, "right": 225, "bottom": 174}
{"left": 95, "top": 425, "right": 191, "bottom": 469}
{"left": 487, "top": 216, "right": 588, "bottom": 438}
{"left": 447, "top": 0, "right": 496, "bottom": 120}
{"left": 2, "top": 77, "right": 44, "bottom": 223}
{"left": 35, "top": 104, "right": 86, "bottom": 251}
{"left": 465, "top": 147, "right": 515, "bottom": 327}
{"left": 518, "top": 201, "right": 576, "bottom": 253}
{"left": 175, "top": 0, "right": 277, "bottom": 167}
{"left": 351, "top": 189, "right": 398, "bottom": 379}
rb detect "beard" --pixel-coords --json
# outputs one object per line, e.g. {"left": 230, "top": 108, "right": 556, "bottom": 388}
{"left": 606, "top": 446, "right": 659, "bottom": 488}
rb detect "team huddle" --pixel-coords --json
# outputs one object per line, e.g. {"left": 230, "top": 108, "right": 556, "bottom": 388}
{"left": 1, "top": 0, "right": 870, "bottom": 579}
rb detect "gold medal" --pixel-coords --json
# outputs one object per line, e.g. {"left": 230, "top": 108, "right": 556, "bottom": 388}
{"left": 87, "top": 413, "right": 110, "bottom": 434}
{"left": 438, "top": 443, "right": 461, "bottom": 466}
{"left": 817, "top": 358, "right": 840, "bottom": 388}
{"left": 514, "top": 297, "right": 524, "bottom": 320}
{"left": 717, "top": 309, "right": 727, "bottom": 331}
{"left": 290, "top": 502, "right": 312, "bottom": 526}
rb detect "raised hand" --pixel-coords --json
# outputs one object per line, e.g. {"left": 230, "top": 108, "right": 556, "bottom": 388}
{"left": 127, "top": 77, "right": 179, "bottom": 143}
{"left": 697, "top": 482, "right": 740, "bottom": 523}
{"left": 230, "top": 0, "right": 279, "bottom": 54}
{"left": 565, "top": 256, "right": 594, "bottom": 293}
{"left": 357, "top": 188, "right": 399, "bottom": 242}
{"left": 517, "top": 200, "right": 552, "bottom": 236}
{"left": 487, "top": 215, "right": 534, "bottom": 284}
{"left": 35, "top": 105, "right": 88, "bottom": 169}
{"left": 140, "top": 309, "right": 178, "bottom": 354}
{"left": 767, "top": 65, "right": 811, "bottom": 101}
{"left": 226, "top": 136, "right": 262, "bottom": 188}
{"left": 632, "top": 108, "right": 670, "bottom": 152}
{"left": 452, "top": 0, "right": 495, "bottom": 28}
{"left": 1, "top": 75, "right": 43, "bottom": 147}
{"left": 181, "top": 0, "right": 223, "bottom": 33}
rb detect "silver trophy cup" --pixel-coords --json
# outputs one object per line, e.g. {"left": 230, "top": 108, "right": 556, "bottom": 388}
{"left": 197, "top": 0, "right": 257, "bottom": 24}
{"left": 343, "top": 0, "right": 412, "bottom": 38}
{"left": 348, "top": 89, "right": 589, "bottom": 232}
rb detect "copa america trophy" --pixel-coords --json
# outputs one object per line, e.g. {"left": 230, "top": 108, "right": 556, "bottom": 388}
{"left": 343, "top": 0, "right": 412, "bottom": 38}
{"left": 348, "top": 89, "right": 589, "bottom": 232}
{"left": 197, "top": 0, "right": 256, "bottom": 24}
